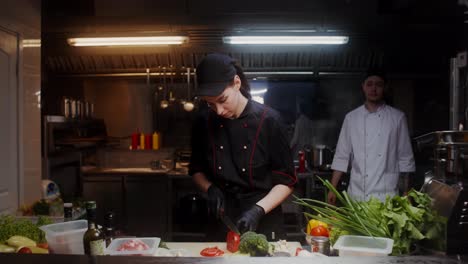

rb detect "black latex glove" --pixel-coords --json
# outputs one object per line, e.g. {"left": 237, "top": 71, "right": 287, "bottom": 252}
{"left": 207, "top": 185, "right": 225, "bottom": 219}
{"left": 236, "top": 204, "right": 265, "bottom": 233}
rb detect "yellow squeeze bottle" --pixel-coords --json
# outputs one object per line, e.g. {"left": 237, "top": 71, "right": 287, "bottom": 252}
{"left": 139, "top": 133, "right": 145, "bottom": 150}
{"left": 152, "top": 132, "right": 160, "bottom": 150}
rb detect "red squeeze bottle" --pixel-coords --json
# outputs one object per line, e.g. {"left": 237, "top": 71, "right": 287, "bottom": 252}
{"left": 145, "top": 134, "right": 152, "bottom": 150}
{"left": 298, "top": 150, "right": 306, "bottom": 173}
{"left": 131, "top": 132, "right": 139, "bottom": 150}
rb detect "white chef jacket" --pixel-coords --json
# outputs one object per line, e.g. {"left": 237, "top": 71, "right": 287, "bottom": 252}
{"left": 331, "top": 104, "right": 415, "bottom": 202}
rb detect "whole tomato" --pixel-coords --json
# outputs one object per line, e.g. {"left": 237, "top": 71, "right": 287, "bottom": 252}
{"left": 310, "top": 226, "right": 329, "bottom": 237}
{"left": 17, "top": 247, "right": 32, "bottom": 254}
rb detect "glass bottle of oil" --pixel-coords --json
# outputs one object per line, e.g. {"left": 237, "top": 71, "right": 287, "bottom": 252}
{"left": 83, "top": 201, "right": 105, "bottom": 255}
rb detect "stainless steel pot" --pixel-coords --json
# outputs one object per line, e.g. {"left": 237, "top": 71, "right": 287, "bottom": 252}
{"left": 311, "top": 144, "right": 334, "bottom": 170}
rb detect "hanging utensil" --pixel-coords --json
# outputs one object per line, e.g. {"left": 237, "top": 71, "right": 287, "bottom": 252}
{"left": 179, "top": 67, "right": 187, "bottom": 105}
{"left": 157, "top": 66, "right": 164, "bottom": 91}
{"left": 152, "top": 68, "right": 160, "bottom": 130}
{"left": 160, "top": 67, "right": 169, "bottom": 109}
{"left": 183, "top": 67, "right": 194, "bottom": 112}
{"left": 169, "top": 65, "right": 176, "bottom": 103}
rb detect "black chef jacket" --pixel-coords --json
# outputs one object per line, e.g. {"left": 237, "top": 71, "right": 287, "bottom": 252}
{"left": 189, "top": 99, "right": 297, "bottom": 193}
{"left": 189, "top": 100, "right": 297, "bottom": 240}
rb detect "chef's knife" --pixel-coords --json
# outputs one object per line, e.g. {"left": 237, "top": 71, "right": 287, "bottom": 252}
{"left": 221, "top": 214, "right": 240, "bottom": 234}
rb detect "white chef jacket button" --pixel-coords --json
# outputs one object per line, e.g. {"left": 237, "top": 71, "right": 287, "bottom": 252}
{"left": 243, "top": 145, "right": 247, "bottom": 150}
{"left": 242, "top": 168, "right": 246, "bottom": 172}
{"left": 218, "top": 166, "right": 222, "bottom": 170}
{"left": 219, "top": 145, "right": 224, "bottom": 150}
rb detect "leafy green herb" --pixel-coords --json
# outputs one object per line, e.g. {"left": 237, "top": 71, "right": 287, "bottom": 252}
{"left": 0, "top": 215, "right": 52, "bottom": 243}
{"left": 294, "top": 177, "right": 447, "bottom": 255}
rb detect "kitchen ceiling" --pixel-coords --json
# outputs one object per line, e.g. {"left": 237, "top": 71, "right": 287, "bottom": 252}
{"left": 42, "top": 0, "right": 463, "bottom": 76}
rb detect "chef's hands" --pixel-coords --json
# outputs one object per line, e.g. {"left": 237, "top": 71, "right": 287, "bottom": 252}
{"left": 236, "top": 204, "right": 265, "bottom": 233}
{"left": 207, "top": 185, "right": 225, "bottom": 219}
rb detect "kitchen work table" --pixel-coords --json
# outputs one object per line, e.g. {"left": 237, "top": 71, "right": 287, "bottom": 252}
{"left": 0, "top": 253, "right": 465, "bottom": 264}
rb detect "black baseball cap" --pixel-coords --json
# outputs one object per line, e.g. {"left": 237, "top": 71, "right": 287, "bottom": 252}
{"left": 195, "top": 53, "right": 237, "bottom": 97}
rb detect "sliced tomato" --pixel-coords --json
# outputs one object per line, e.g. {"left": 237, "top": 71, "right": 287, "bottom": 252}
{"left": 200, "top": 246, "right": 224, "bottom": 257}
{"left": 226, "top": 231, "right": 240, "bottom": 253}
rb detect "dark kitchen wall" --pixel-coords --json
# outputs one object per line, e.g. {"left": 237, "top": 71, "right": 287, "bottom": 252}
{"left": 40, "top": 0, "right": 463, "bottom": 149}
{"left": 82, "top": 76, "right": 198, "bottom": 149}
{"left": 41, "top": 76, "right": 84, "bottom": 116}
{"left": 83, "top": 79, "right": 153, "bottom": 138}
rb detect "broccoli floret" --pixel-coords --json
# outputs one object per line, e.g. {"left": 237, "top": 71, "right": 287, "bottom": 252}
{"left": 239, "top": 232, "right": 270, "bottom": 256}
{"left": 240, "top": 231, "right": 256, "bottom": 241}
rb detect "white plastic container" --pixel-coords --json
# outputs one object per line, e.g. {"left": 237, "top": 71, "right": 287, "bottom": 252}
{"left": 105, "top": 237, "right": 160, "bottom": 256}
{"left": 39, "top": 220, "right": 88, "bottom": 254}
{"left": 333, "top": 235, "right": 394, "bottom": 256}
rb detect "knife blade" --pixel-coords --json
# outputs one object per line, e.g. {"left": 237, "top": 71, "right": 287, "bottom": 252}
{"left": 221, "top": 214, "right": 240, "bottom": 234}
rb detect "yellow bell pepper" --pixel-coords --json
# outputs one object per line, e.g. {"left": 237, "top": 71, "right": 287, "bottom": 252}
{"left": 306, "top": 219, "right": 328, "bottom": 234}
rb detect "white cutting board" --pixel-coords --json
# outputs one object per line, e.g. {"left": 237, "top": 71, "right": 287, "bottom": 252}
{"left": 160, "top": 241, "right": 302, "bottom": 257}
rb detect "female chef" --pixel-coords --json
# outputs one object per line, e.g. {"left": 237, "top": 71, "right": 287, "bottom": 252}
{"left": 189, "top": 53, "right": 297, "bottom": 240}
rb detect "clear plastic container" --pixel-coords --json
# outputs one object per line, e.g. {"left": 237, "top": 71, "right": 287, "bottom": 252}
{"left": 155, "top": 248, "right": 192, "bottom": 257}
{"left": 333, "top": 235, "right": 394, "bottom": 256}
{"left": 104, "top": 237, "right": 160, "bottom": 256}
{"left": 39, "top": 220, "right": 88, "bottom": 254}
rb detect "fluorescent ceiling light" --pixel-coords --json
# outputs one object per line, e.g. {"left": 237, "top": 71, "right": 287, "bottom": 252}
{"left": 250, "top": 89, "right": 268, "bottom": 95}
{"left": 223, "top": 36, "right": 348, "bottom": 45}
{"left": 67, "top": 36, "right": 188, "bottom": 47}
{"left": 23, "top": 39, "right": 41, "bottom": 48}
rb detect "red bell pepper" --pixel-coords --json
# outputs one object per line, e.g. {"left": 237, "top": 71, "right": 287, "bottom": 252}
{"left": 226, "top": 231, "right": 241, "bottom": 253}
